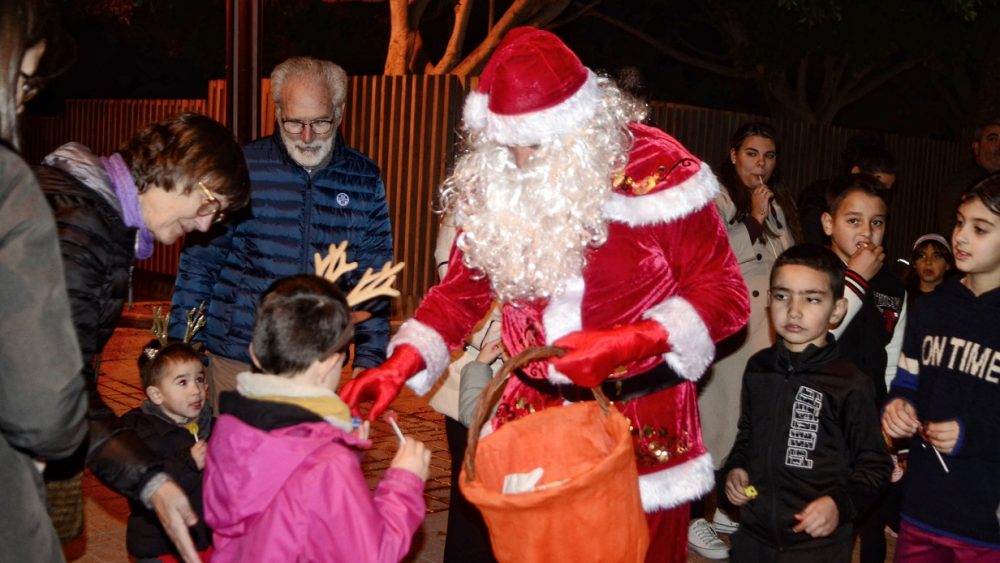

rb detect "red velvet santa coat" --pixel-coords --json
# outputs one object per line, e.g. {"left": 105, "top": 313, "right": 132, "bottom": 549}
{"left": 394, "top": 124, "right": 749, "bottom": 511}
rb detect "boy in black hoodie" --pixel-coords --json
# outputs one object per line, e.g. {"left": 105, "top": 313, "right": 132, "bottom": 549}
{"left": 724, "top": 244, "right": 891, "bottom": 562}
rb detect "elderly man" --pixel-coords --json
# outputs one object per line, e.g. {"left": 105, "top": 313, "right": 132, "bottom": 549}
{"left": 171, "top": 57, "right": 393, "bottom": 406}
{"left": 937, "top": 118, "right": 1000, "bottom": 235}
{"left": 342, "top": 28, "right": 748, "bottom": 562}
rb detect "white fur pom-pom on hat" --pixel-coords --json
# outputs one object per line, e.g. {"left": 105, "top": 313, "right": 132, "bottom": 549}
{"left": 462, "top": 91, "right": 489, "bottom": 132}
{"left": 463, "top": 26, "right": 602, "bottom": 147}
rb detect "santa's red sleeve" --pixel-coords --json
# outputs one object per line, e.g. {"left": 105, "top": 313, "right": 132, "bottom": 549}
{"left": 392, "top": 239, "right": 494, "bottom": 394}
{"left": 644, "top": 204, "right": 749, "bottom": 379}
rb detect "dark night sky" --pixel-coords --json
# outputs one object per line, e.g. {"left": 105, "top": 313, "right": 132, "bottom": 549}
{"left": 27, "top": 0, "right": 995, "bottom": 141}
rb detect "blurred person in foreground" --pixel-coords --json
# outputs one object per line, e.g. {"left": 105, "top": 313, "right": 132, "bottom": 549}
{"left": 0, "top": 0, "right": 87, "bottom": 560}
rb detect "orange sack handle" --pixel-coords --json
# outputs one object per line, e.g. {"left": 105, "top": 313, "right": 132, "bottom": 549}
{"left": 457, "top": 346, "right": 648, "bottom": 563}
{"left": 462, "top": 346, "right": 611, "bottom": 482}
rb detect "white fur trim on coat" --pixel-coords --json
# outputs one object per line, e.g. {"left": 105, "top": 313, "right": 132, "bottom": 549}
{"left": 643, "top": 296, "right": 715, "bottom": 381}
{"left": 466, "top": 71, "right": 603, "bottom": 148}
{"left": 603, "top": 164, "right": 720, "bottom": 226}
{"left": 639, "top": 451, "right": 714, "bottom": 511}
{"left": 391, "top": 319, "right": 451, "bottom": 396}
{"left": 542, "top": 276, "right": 585, "bottom": 385}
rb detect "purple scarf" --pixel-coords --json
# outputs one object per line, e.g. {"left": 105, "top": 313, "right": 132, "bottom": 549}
{"left": 100, "top": 153, "right": 154, "bottom": 259}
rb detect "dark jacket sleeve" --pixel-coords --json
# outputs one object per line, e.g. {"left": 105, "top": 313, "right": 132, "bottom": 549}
{"left": 829, "top": 380, "right": 892, "bottom": 523}
{"left": 724, "top": 370, "right": 753, "bottom": 473}
{"left": 0, "top": 150, "right": 87, "bottom": 460}
{"left": 350, "top": 176, "right": 393, "bottom": 369}
{"left": 169, "top": 224, "right": 236, "bottom": 341}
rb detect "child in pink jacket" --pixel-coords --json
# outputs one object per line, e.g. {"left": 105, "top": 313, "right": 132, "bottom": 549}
{"left": 203, "top": 275, "right": 430, "bottom": 562}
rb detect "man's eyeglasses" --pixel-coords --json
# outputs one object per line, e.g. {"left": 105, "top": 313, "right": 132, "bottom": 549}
{"left": 280, "top": 118, "right": 334, "bottom": 135}
{"left": 19, "top": 71, "right": 44, "bottom": 105}
{"left": 196, "top": 182, "right": 226, "bottom": 224}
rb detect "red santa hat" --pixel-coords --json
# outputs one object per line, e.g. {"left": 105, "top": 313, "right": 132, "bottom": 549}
{"left": 463, "top": 27, "right": 602, "bottom": 147}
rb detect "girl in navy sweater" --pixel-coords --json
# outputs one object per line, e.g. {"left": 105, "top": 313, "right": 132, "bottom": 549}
{"left": 883, "top": 173, "right": 1000, "bottom": 560}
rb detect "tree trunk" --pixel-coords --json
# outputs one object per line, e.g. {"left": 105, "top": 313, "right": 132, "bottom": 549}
{"left": 429, "top": 0, "right": 475, "bottom": 74}
{"left": 384, "top": 0, "right": 411, "bottom": 74}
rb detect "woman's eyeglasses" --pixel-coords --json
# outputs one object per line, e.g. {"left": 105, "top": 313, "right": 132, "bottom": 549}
{"left": 196, "top": 182, "right": 226, "bottom": 224}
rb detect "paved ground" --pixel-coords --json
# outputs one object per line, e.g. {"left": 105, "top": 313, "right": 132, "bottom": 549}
{"left": 62, "top": 287, "right": 894, "bottom": 562}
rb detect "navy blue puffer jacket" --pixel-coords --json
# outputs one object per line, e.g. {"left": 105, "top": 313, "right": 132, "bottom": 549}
{"left": 170, "top": 133, "right": 393, "bottom": 368}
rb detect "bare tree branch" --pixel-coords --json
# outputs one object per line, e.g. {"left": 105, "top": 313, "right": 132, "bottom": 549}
{"left": 525, "top": 0, "right": 573, "bottom": 28}
{"left": 796, "top": 57, "right": 809, "bottom": 109}
{"left": 384, "top": 0, "right": 411, "bottom": 74}
{"left": 451, "top": 0, "right": 566, "bottom": 77}
{"left": 430, "top": 0, "right": 475, "bottom": 73}
{"left": 549, "top": 0, "right": 603, "bottom": 29}
{"left": 586, "top": 9, "right": 750, "bottom": 79}
{"left": 928, "top": 70, "right": 969, "bottom": 124}
{"left": 837, "top": 58, "right": 916, "bottom": 110}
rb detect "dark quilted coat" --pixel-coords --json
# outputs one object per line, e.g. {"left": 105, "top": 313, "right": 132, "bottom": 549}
{"left": 170, "top": 133, "right": 393, "bottom": 369}
{"left": 36, "top": 145, "right": 162, "bottom": 500}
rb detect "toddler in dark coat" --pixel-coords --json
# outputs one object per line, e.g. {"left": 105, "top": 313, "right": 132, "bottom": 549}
{"left": 123, "top": 340, "right": 213, "bottom": 562}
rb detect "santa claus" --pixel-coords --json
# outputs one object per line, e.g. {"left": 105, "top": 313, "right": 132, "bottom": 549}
{"left": 342, "top": 27, "right": 749, "bottom": 561}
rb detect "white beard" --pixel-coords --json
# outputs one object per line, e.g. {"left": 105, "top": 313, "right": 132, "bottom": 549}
{"left": 452, "top": 140, "right": 613, "bottom": 303}
{"left": 281, "top": 130, "right": 334, "bottom": 168}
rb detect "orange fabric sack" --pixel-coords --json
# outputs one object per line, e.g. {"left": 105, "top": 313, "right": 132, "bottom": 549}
{"left": 459, "top": 348, "right": 649, "bottom": 563}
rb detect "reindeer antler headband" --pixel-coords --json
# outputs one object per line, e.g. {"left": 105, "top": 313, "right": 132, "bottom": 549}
{"left": 143, "top": 302, "right": 207, "bottom": 360}
{"left": 313, "top": 241, "right": 405, "bottom": 323}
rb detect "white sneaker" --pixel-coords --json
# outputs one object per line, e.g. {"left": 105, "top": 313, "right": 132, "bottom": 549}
{"left": 713, "top": 507, "right": 739, "bottom": 534}
{"left": 688, "top": 518, "right": 729, "bottom": 560}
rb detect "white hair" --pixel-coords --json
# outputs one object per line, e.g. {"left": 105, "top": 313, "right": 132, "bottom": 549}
{"left": 440, "top": 76, "right": 647, "bottom": 303}
{"left": 271, "top": 57, "right": 348, "bottom": 122}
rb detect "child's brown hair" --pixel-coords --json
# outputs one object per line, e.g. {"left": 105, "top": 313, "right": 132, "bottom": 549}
{"left": 251, "top": 275, "right": 354, "bottom": 375}
{"left": 137, "top": 340, "right": 203, "bottom": 389}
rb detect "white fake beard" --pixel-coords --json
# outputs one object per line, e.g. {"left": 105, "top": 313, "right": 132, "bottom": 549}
{"left": 453, "top": 140, "right": 613, "bottom": 304}
{"left": 281, "top": 129, "right": 334, "bottom": 168}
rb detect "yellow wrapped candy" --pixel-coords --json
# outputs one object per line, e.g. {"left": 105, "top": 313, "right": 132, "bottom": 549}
{"left": 744, "top": 485, "right": 758, "bottom": 499}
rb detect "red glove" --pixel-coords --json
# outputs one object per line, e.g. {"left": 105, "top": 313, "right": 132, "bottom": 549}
{"left": 340, "top": 345, "right": 425, "bottom": 421}
{"left": 550, "top": 320, "right": 670, "bottom": 387}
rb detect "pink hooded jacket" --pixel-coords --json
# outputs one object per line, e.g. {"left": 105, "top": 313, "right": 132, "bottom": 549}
{"left": 204, "top": 413, "right": 425, "bottom": 562}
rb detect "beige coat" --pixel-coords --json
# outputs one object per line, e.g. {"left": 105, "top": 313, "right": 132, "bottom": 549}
{"left": 699, "top": 187, "right": 795, "bottom": 468}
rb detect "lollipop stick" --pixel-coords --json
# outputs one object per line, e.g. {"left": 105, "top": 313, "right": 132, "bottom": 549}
{"left": 388, "top": 417, "right": 405, "bottom": 444}
{"left": 931, "top": 446, "right": 949, "bottom": 473}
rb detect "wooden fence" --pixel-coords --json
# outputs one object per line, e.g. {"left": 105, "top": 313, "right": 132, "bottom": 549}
{"left": 22, "top": 77, "right": 963, "bottom": 318}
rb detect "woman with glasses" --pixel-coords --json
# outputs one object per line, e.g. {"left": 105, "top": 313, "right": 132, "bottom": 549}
{"left": 0, "top": 0, "right": 88, "bottom": 560}
{"left": 34, "top": 111, "right": 249, "bottom": 562}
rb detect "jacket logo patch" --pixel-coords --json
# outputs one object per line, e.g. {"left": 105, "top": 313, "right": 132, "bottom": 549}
{"left": 336, "top": 192, "right": 350, "bottom": 207}
{"left": 786, "top": 385, "right": 823, "bottom": 469}
{"left": 873, "top": 290, "right": 903, "bottom": 334}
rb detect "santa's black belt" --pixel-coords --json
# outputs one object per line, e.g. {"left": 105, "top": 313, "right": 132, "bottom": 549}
{"left": 513, "top": 361, "right": 683, "bottom": 403}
